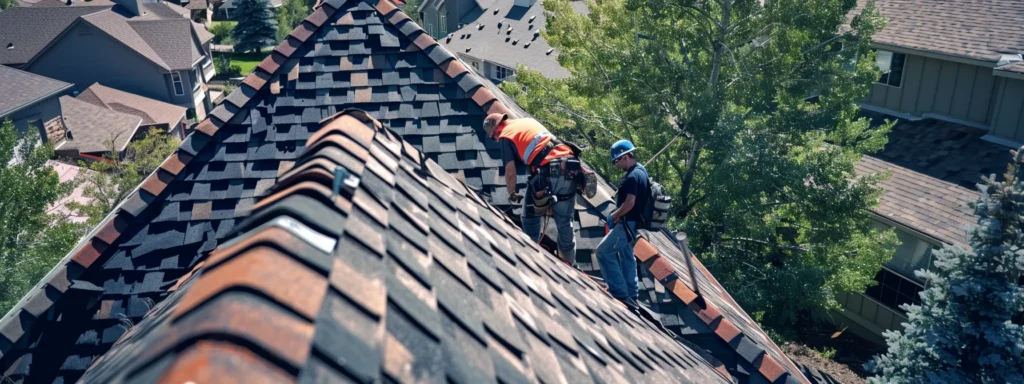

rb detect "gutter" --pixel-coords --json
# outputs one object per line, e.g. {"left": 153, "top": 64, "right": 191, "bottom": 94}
{"left": 0, "top": 81, "right": 74, "bottom": 121}
{"left": 870, "top": 42, "right": 997, "bottom": 69}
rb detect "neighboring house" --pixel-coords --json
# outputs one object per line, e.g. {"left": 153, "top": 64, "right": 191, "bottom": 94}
{"left": 0, "top": 65, "right": 72, "bottom": 140}
{"left": 417, "top": 0, "right": 477, "bottom": 38}
{"left": 54, "top": 83, "right": 187, "bottom": 159}
{"left": 0, "top": 1, "right": 813, "bottom": 383}
{"left": 434, "top": 0, "right": 588, "bottom": 81}
{"left": 0, "top": 0, "right": 217, "bottom": 121}
{"left": 76, "top": 82, "right": 189, "bottom": 138}
{"left": 168, "top": 0, "right": 212, "bottom": 24}
{"left": 217, "top": 0, "right": 282, "bottom": 19}
{"left": 853, "top": 0, "right": 1024, "bottom": 145}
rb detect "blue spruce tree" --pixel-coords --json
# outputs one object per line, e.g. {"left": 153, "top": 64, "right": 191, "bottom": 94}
{"left": 231, "top": 0, "right": 278, "bottom": 54}
{"left": 867, "top": 148, "right": 1024, "bottom": 383}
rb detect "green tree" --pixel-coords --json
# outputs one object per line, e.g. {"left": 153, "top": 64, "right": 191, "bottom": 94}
{"left": 0, "top": 120, "right": 85, "bottom": 313}
{"left": 210, "top": 22, "right": 234, "bottom": 45}
{"left": 231, "top": 0, "right": 278, "bottom": 54}
{"left": 404, "top": 0, "right": 423, "bottom": 24}
{"left": 276, "top": 0, "right": 313, "bottom": 42}
{"left": 867, "top": 149, "right": 1024, "bottom": 383}
{"left": 503, "top": 0, "right": 897, "bottom": 332}
{"left": 68, "top": 128, "right": 179, "bottom": 226}
{"left": 0, "top": 0, "right": 16, "bottom": 10}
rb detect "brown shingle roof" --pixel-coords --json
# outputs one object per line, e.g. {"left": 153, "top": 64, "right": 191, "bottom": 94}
{"left": 853, "top": 0, "right": 1024, "bottom": 62}
{"left": 76, "top": 83, "right": 187, "bottom": 128}
{"left": 56, "top": 95, "right": 142, "bottom": 154}
{"left": 0, "top": 5, "right": 111, "bottom": 65}
{"left": 0, "top": 65, "right": 72, "bottom": 117}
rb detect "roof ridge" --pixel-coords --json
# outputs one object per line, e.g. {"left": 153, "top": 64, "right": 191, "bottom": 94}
{"left": 80, "top": 10, "right": 171, "bottom": 70}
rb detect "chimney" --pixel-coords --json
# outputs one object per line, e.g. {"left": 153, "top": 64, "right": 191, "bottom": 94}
{"left": 116, "top": 0, "right": 154, "bottom": 17}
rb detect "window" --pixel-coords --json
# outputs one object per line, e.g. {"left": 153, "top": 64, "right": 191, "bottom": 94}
{"left": 865, "top": 268, "right": 924, "bottom": 311}
{"left": 440, "top": 12, "right": 447, "bottom": 35}
{"left": 495, "top": 65, "right": 513, "bottom": 80}
{"left": 171, "top": 71, "right": 185, "bottom": 95}
{"left": 876, "top": 50, "right": 906, "bottom": 87}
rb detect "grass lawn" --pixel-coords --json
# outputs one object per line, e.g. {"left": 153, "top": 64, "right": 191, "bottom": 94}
{"left": 211, "top": 20, "right": 237, "bottom": 30}
{"left": 227, "top": 51, "right": 265, "bottom": 75}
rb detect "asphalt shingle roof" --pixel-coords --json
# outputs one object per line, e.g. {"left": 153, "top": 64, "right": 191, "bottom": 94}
{"left": 127, "top": 18, "right": 203, "bottom": 69}
{"left": 56, "top": 95, "right": 142, "bottom": 154}
{"left": 853, "top": 0, "right": 1024, "bottom": 62}
{"left": 441, "top": 0, "right": 581, "bottom": 79}
{"left": 76, "top": 82, "right": 187, "bottom": 127}
{"left": 79, "top": 111, "right": 733, "bottom": 383}
{"left": 0, "top": 5, "right": 111, "bottom": 65}
{"left": 0, "top": 65, "right": 72, "bottom": 117}
{"left": 0, "top": 1, "right": 807, "bottom": 382}
{"left": 853, "top": 117, "right": 1009, "bottom": 246}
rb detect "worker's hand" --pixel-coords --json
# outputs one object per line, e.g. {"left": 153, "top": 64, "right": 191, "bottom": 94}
{"left": 509, "top": 191, "right": 523, "bottom": 204}
{"left": 606, "top": 214, "right": 617, "bottom": 226}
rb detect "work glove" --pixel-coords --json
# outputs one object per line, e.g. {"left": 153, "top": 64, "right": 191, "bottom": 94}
{"left": 509, "top": 191, "right": 523, "bottom": 204}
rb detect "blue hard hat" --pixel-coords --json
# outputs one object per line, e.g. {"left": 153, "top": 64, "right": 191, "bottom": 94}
{"left": 610, "top": 140, "right": 636, "bottom": 163}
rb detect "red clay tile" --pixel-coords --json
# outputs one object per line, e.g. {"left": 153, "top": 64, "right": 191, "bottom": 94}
{"left": 439, "top": 58, "right": 467, "bottom": 79}
{"left": 633, "top": 238, "right": 659, "bottom": 262}
{"left": 158, "top": 341, "right": 294, "bottom": 384}
{"left": 242, "top": 70, "right": 272, "bottom": 90}
{"left": 95, "top": 213, "right": 131, "bottom": 245}
{"left": 305, "top": 6, "right": 330, "bottom": 27}
{"left": 160, "top": 150, "right": 194, "bottom": 176}
{"left": 388, "top": 11, "right": 410, "bottom": 26}
{"left": 375, "top": 0, "right": 397, "bottom": 16}
{"left": 712, "top": 318, "right": 742, "bottom": 343}
{"left": 666, "top": 279, "right": 698, "bottom": 305}
{"left": 647, "top": 256, "right": 675, "bottom": 282}
{"left": 350, "top": 72, "right": 368, "bottom": 87}
{"left": 257, "top": 52, "right": 288, "bottom": 75}
{"left": 412, "top": 32, "right": 436, "bottom": 51}
{"left": 172, "top": 245, "right": 329, "bottom": 321}
{"left": 274, "top": 36, "right": 303, "bottom": 57}
{"left": 252, "top": 181, "right": 352, "bottom": 214}
{"left": 169, "top": 261, "right": 205, "bottom": 292}
{"left": 71, "top": 239, "right": 108, "bottom": 268}
{"left": 278, "top": 159, "right": 364, "bottom": 191}
{"left": 693, "top": 302, "right": 723, "bottom": 325}
{"left": 757, "top": 354, "right": 787, "bottom": 383}
{"left": 289, "top": 21, "right": 317, "bottom": 43}
{"left": 354, "top": 87, "right": 372, "bottom": 103}
{"left": 469, "top": 87, "right": 496, "bottom": 107}
{"left": 140, "top": 169, "right": 175, "bottom": 196}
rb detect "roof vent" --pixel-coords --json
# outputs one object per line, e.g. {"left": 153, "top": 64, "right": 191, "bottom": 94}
{"left": 997, "top": 53, "right": 1023, "bottom": 67}
{"left": 446, "top": 34, "right": 452, "bottom": 43}
{"left": 493, "top": 8, "right": 500, "bottom": 14}
{"left": 512, "top": 39, "right": 518, "bottom": 45}
{"left": 524, "top": 42, "right": 530, "bottom": 48}
{"left": 529, "top": 15, "right": 536, "bottom": 23}
{"left": 533, "top": 30, "right": 540, "bottom": 39}
{"left": 507, "top": 28, "right": 513, "bottom": 35}
{"left": 498, "top": 19, "right": 504, "bottom": 27}
{"left": 476, "top": 23, "right": 483, "bottom": 30}
{"left": 546, "top": 48, "right": 554, "bottom": 55}
{"left": 466, "top": 47, "right": 472, "bottom": 52}
{"left": 6, "top": 43, "right": 12, "bottom": 50}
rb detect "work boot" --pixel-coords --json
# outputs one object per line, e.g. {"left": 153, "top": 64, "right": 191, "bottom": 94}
{"left": 583, "top": 171, "right": 597, "bottom": 199}
{"left": 617, "top": 297, "right": 640, "bottom": 312}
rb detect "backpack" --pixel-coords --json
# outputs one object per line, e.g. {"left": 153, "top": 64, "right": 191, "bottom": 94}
{"left": 641, "top": 177, "right": 671, "bottom": 230}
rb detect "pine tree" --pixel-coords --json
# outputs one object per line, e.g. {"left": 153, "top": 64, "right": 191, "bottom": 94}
{"left": 231, "top": 0, "right": 278, "bottom": 54}
{"left": 867, "top": 148, "right": 1024, "bottom": 383}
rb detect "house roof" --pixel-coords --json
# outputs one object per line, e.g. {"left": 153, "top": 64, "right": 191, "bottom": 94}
{"left": 853, "top": 0, "right": 1024, "bottom": 63}
{"left": 995, "top": 60, "right": 1024, "bottom": 75}
{"left": 0, "top": 0, "right": 806, "bottom": 383}
{"left": 0, "top": 64, "right": 72, "bottom": 118}
{"left": 220, "top": 0, "right": 284, "bottom": 9}
{"left": 441, "top": 0, "right": 581, "bottom": 79}
{"left": 77, "top": 111, "right": 733, "bottom": 383}
{"left": 126, "top": 18, "right": 204, "bottom": 69}
{"left": 852, "top": 118, "right": 1005, "bottom": 246}
{"left": 15, "top": 0, "right": 116, "bottom": 7}
{"left": 76, "top": 82, "right": 187, "bottom": 128}
{"left": 183, "top": 0, "right": 209, "bottom": 10}
{"left": 192, "top": 20, "right": 215, "bottom": 43}
{"left": 0, "top": 5, "right": 112, "bottom": 66}
{"left": 56, "top": 95, "right": 142, "bottom": 154}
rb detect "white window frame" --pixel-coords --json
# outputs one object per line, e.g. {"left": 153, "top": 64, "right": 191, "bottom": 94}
{"left": 495, "top": 65, "right": 512, "bottom": 80}
{"left": 171, "top": 71, "right": 185, "bottom": 96}
{"left": 440, "top": 12, "right": 447, "bottom": 35}
{"left": 876, "top": 50, "right": 907, "bottom": 88}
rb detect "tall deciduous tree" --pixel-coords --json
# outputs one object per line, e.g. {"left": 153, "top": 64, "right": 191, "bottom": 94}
{"left": 867, "top": 149, "right": 1024, "bottom": 383}
{"left": 0, "top": 120, "right": 85, "bottom": 313}
{"left": 503, "top": 0, "right": 897, "bottom": 332}
{"left": 276, "top": 0, "right": 314, "bottom": 42}
{"left": 231, "top": 0, "right": 278, "bottom": 54}
{"left": 68, "top": 128, "right": 179, "bottom": 226}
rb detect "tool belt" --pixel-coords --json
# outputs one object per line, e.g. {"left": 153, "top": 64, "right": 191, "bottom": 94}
{"left": 527, "top": 157, "right": 583, "bottom": 215}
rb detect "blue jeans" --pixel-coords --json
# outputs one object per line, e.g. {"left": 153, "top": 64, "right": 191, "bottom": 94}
{"left": 597, "top": 221, "right": 638, "bottom": 299}
{"left": 522, "top": 164, "right": 577, "bottom": 265}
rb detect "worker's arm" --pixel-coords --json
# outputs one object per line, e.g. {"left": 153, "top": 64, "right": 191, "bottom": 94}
{"left": 504, "top": 161, "right": 518, "bottom": 193}
{"left": 611, "top": 194, "right": 636, "bottom": 221}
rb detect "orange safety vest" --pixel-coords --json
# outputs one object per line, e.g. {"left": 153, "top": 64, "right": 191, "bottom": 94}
{"left": 496, "top": 118, "right": 573, "bottom": 167}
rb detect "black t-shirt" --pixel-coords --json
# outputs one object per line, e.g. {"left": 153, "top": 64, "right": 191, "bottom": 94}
{"left": 617, "top": 163, "right": 650, "bottom": 223}
{"left": 499, "top": 137, "right": 521, "bottom": 166}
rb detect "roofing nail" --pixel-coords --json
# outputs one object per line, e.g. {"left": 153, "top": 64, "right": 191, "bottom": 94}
{"left": 546, "top": 48, "right": 554, "bottom": 55}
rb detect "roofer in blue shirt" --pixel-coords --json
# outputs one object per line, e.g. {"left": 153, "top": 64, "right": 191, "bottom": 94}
{"left": 598, "top": 139, "right": 649, "bottom": 308}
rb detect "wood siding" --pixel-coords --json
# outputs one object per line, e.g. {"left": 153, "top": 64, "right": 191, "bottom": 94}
{"left": 990, "top": 77, "right": 1024, "bottom": 141}
{"left": 865, "top": 54, "right": 997, "bottom": 126}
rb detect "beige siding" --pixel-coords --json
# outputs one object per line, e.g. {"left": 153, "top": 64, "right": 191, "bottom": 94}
{"left": 990, "top": 77, "right": 1024, "bottom": 141}
{"left": 867, "top": 54, "right": 997, "bottom": 126}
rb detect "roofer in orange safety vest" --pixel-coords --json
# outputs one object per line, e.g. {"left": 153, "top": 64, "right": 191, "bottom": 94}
{"left": 483, "top": 113, "right": 597, "bottom": 267}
